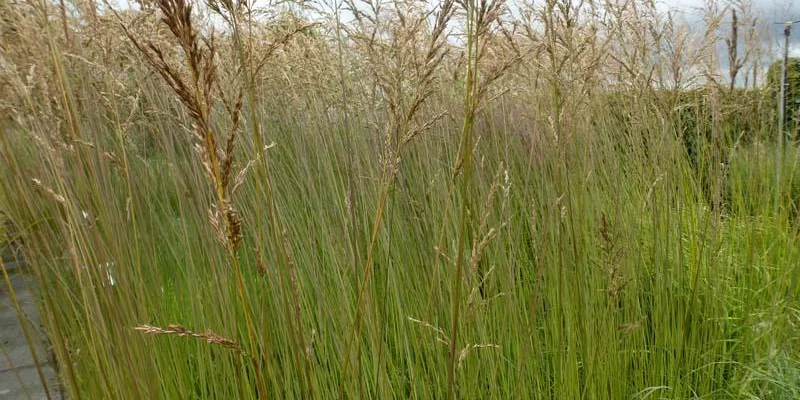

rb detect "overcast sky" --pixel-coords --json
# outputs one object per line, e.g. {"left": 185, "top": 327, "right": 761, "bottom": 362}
{"left": 117, "top": 0, "right": 800, "bottom": 61}
{"left": 658, "top": 0, "right": 800, "bottom": 58}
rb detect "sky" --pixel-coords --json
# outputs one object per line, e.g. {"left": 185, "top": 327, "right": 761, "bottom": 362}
{"left": 658, "top": 0, "right": 800, "bottom": 57}
{"left": 115, "top": 0, "right": 800, "bottom": 63}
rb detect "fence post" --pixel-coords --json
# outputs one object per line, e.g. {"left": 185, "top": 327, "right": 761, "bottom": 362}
{"left": 779, "top": 22, "right": 791, "bottom": 148}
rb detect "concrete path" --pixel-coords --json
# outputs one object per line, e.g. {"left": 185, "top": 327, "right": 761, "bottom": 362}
{"left": 0, "top": 249, "right": 62, "bottom": 400}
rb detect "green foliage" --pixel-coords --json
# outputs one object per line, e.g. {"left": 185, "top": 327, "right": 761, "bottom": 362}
{"left": 767, "top": 57, "right": 800, "bottom": 133}
{"left": 0, "top": 212, "right": 6, "bottom": 249}
{"left": 5, "top": 83, "right": 799, "bottom": 398}
{"left": 725, "top": 145, "right": 800, "bottom": 217}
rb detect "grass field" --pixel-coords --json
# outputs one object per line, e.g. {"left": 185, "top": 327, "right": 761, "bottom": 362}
{"left": 1, "top": 0, "right": 799, "bottom": 398}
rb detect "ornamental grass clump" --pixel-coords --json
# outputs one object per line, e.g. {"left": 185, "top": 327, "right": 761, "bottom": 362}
{"left": 0, "top": 0, "right": 798, "bottom": 398}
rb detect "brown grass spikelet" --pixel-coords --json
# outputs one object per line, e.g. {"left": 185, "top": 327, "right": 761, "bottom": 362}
{"left": 134, "top": 324, "right": 247, "bottom": 356}
{"left": 598, "top": 212, "right": 626, "bottom": 301}
{"left": 254, "top": 246, "right": 267, "bottom": 277}
{"left": 119, "top": 0, "right": 247, "bottom": 259}
{"left": 224, "top": 202, "right": 243, "bottom": 251}
{"left": 220, "top": 88, "right": 243, "bottom": 192}
{"left": 117, "top": 0, "right": 218, "bottom": 164}
{"left": 208, "top": 206, "right": 226, "bottom": 247}
{"left": 208, "top": 201, "right": 242, "bottom": 251}
{"left": 407, "top": 316, "right": 451, "bottom": 346}
{"left": 31, "top": 178, "right": 67, "bottom": 205}
{"left": 456, "top": 343, "right": 500, "bottom": 369}
{"left": 618, "top": 316, "right": 647, "bottom": 340}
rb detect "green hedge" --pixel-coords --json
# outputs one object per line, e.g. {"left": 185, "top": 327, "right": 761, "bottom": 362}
{"left": 767, "top": 57, "right": 800, "bottom": 135}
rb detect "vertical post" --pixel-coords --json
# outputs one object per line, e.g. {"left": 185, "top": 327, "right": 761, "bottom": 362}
{"left": 779, "top": 23, "right": 791, "bottom": 146}
{"left": 776, "top": 22, "right": 791, "bottom": 214}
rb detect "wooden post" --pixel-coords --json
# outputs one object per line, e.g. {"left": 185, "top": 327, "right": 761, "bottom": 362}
{"left": 776, "top": 22, "right": 793, "bottom": 214}
{"left": 779, "top": 22, "right": 791, "bottom": 148}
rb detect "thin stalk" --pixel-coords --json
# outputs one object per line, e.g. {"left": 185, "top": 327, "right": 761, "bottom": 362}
{"left": 334, "top": 0, "right": 360, "bottom": 272}
{"left": 448, "top": 2, "right": 477, "bottom": 397}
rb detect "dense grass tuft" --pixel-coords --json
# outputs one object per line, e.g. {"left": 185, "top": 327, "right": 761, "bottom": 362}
{"left": 0, "top": 0, "right": 799, "bottom": 398}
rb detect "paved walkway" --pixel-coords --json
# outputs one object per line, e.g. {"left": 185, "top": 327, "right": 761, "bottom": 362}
{"left": 0, "top": 249, "right": 62, "bottom": 400}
